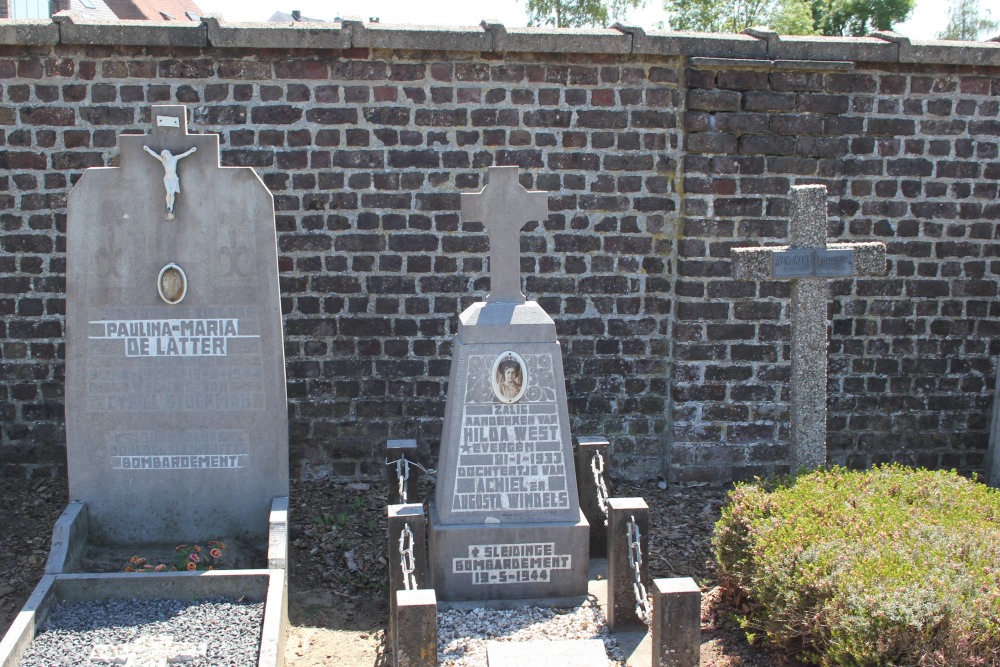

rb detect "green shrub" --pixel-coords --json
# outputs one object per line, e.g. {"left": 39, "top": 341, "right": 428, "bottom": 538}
{"left": 713, "top": 465, "right": 1000, "bottom": 666}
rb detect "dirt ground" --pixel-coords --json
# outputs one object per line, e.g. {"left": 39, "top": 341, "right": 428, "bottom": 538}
{"left": 0, "top": 475, "right": 772, "bottom": 666}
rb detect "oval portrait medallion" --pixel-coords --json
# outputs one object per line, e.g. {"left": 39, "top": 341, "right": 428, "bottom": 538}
{"left": 491, "top": 350, "right": 526, "bottom": 404}
{"left": 157, "top": 263, "right": 187, "bottom": 305}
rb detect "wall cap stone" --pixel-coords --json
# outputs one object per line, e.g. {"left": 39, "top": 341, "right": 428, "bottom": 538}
{"left": 6, "top": 15, "right": 1000, "bottom": 65}
{"left": 53, "top": 10, "right": 207, "bottom": 47}
{"left": 202, "top": 14, "right": 350, "bottom": 49}
{"left": 0, "top": 19, "right": 59, "bottom": 45}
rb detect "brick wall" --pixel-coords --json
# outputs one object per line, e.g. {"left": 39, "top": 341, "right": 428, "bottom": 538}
{"left": 1, "top": 18, "right": 999, "bottom": 483}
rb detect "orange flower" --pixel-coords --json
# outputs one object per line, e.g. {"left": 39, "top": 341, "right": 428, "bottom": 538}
{"left": 154, "top": 564, "right": 166, "bottom": 572}
{"left": 130, "top": 556, "right": 138, "bottom": 564}
{"left": 186, "top": 561, "right": 197, "bottom": 571}
{"left": 124, "top": 566, "right": 134, "bottom": 572}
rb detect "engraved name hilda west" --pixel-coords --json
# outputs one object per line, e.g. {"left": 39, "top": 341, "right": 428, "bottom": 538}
{"left": 88, "top": 318, "right": 258, "bottom": 357}
{"left": 453, "top": 542, "right": 572, "bottom": 585}
{"left": 453, "top": 353, "right": 569, "bottom": 513}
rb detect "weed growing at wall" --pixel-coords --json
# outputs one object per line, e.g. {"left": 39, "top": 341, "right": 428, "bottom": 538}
{"left": 713, "top": 465, "right": 1000, "bottom": 666}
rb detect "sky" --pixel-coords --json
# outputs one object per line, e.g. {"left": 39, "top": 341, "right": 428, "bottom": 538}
{"left": 195, "top": 0, "right": 1000, "bottom": 40}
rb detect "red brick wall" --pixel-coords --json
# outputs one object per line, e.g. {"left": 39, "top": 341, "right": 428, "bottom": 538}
{"left": 1, "top": 32, "right": 998, "bottom": 484}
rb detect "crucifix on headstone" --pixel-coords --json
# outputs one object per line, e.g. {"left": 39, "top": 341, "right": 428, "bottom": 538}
{"left": 461, "top": 166, "right": 549, "bottom": 305}
{"left": 732, "top": 185, "right": 886, "bottom": 471}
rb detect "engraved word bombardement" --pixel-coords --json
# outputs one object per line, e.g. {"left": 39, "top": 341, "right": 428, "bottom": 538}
{"left": 453, "top": 542, "right": 572, "bottom": 585}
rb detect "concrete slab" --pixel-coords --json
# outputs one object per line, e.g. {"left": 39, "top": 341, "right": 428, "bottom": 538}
{"left": 486, "top": 638, "right": 609, "bottom": 666}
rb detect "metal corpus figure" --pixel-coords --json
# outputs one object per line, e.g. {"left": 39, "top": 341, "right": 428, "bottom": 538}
{"left": 143, "top": 145, "right": 197, "bottom": 219}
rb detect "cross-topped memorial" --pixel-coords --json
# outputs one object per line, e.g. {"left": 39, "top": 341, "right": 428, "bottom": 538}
{"left": 732, "top": 185, "right": 886, "bottom": 471}
{"left": 429, "top": 166, "right": 589, "bottom": 602}
{"left": 461, "top": 166, "right": 548, "bottom": 305}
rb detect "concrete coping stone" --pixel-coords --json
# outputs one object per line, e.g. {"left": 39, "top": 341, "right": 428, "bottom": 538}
{"left": 202, "top": 14, "right": 350, "bottom": 49}
{"left": 0, "top": 19, "right": 60, "bottom": 45}
{"left": 688, "top": 56, "right": 853, "bottom": 71}
{"left": 53, "top": 10, "right": 207, "bottom": 47}
{"left": 10, "top": 15, "right": 1000, "bottom": 64}
{"left": 352, "top": 20, "right": 492, "bottom": 51}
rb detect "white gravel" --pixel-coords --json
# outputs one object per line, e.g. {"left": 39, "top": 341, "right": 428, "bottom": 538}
{"left": 17, "top": 598, "right": 263, "bottom": 667}
{"left": 437, "top": 597, "right": 625, "bottom": 666}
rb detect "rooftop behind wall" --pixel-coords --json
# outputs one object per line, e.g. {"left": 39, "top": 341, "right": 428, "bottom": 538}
{"left": 2, "top": 15, "right": 999, "bottom": 483}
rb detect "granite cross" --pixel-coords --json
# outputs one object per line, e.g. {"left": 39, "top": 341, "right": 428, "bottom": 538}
{"left": 460, "top": 166, "right": 549, "bottom": 305}
{"left": 732, "top": 184, "right": 886, "bottom": 471}
{"left": 89, "top": 634, "right": 207, "bottom": 666}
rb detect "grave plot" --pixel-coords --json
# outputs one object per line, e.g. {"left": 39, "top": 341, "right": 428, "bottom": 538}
{"left": 0, "top": 105, "right": 289, "bottom": 667}
{"left": 385, "top": 168, "right": 701, "bottom": 667}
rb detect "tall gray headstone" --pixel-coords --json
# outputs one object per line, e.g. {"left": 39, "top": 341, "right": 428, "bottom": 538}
{"left": 65, "top": 105, "right": 288, "bottom": 545}
{"left": 428, "top": 166, "right": 589, "bottom": 601}
{"left": 732, "top": 185, "right": 886, "bottom": 471}
{"left": 987, "top": 377, "right": 1000, "bottom": 487}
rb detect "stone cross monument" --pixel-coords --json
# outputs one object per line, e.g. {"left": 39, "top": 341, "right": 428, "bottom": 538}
{"left": 428, "top": 166, "right": 589, "bottom": 601}
{"left": 732, "top": 185, "right": 886, "bottom": 471}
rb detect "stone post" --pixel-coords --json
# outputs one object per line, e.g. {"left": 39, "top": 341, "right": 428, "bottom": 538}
{"left": 387, "top": 503, "right": 427, "bottom": 654}
{"left": 652, "top": 577, "right": 701, "bottom": 667}
{"left": 607, "top": 497, "right": 649, "bottom": 632}
{"left": 394, "top": 589, "right": 437, "bottom": 667}
{"left": 386, "top": 439, "right": 420, "bottom": 505}
{"left": 575, "top": 436, "right": 611, "bottom": 557}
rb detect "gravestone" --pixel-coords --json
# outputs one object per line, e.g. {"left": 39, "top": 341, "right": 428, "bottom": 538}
{"left": 428, "top": 166, "right": 589, "bottom": 601}
{"left": 65, "top": 104, "right": 288, "bottom": 546}
{"left": 987, "top": 378, "right": 1000, "bottom": 487}
{"left": 732, "top": 185, "right": 886, "bottom": 471}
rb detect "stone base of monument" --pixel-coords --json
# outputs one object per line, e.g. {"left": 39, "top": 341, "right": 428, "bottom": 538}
{"left": 428, "top": 499, "right": 590, "bottom": 601}
{"left": 0, "top": 498, "right": 289, "bottom": 667}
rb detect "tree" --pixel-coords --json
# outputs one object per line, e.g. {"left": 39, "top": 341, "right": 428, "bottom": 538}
{"left": 665, "top": 0, "right": 816, "bottom": 35}
{"left": 526, "top": 0, "right": 642, "bottom": 28}
{"left": 665, "top": 0, "right": 914, "bottom": 36}
{"left": 936, "top": 0, "right": 999, "bottom": 40}
{"left": 811, "top": 0, "right": 916, "bottom": 36}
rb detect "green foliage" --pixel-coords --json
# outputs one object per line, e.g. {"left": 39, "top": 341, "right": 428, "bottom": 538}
{"left": 713, "top": 465, "right": 1000, "bottom": 666}
{"left": 937, "top": 0, "right": 999, "bottom": 40}
{"left": 527, "top": 0, "right": 642, "bottom": 28}
{"left": 811, "top": 0, "right": 915, "bottom": 36}
{"left": 665, "top": 0, "right": 913, "bottom": 35}
{"left": 666, "top": 0, "right": 815, "bottom": 34}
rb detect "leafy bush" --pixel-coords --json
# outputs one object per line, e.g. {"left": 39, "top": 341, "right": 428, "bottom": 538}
{"left": 713, "top": 465, "right": 1000, "bottom": 666}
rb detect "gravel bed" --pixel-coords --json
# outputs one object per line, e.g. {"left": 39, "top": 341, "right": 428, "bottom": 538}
{"left": 437, "top": 598, "right": 624, "bottom": 667}
{"left": 18, "top": 598, "right": 263, "bottom": 667}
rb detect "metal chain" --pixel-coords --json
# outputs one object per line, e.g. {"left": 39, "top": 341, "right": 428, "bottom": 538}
{"left": 590, "top": 451, "right": 610, "bottom": 527}
{"left": 396, "top": 457, "right": 410, "bottom": 504}
{"left": 398, "top": 523, "right": 417, "bottom": 591}
{"left": 627, "top": 514, "right": 651, "bottom": 625}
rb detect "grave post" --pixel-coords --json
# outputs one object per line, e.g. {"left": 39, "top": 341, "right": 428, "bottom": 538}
{"left": 386, "top": 439, "right": 420, "bottom": 505}
{"left": 652, "top": 577, "right": 701, "bottom": 667}
{"left": 575, "top": 436, "right": 611, "bottom": 557}
{"left": 732, "top": 185, "right": 886, "bottom": 472}
{"left": 388, "top": 503, "right": 427, "bottom": 652}
{"left": 607, "top": 497, "right": 649, "bottom": 632}
{"left": 394, "top": 589, "right": 437, "bottom": 667}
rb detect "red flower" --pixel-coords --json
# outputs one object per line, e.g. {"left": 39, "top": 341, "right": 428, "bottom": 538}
{"left": 186, "top": 561, "right": 196, "bottom": 571}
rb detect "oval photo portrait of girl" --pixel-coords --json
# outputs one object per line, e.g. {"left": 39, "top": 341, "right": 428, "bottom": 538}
{"left": 491, "top": 351, "right": 526, "bottom": 404}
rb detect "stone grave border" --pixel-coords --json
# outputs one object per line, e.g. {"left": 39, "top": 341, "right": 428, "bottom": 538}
{"left": 0, "top": 498, "right": 289, "bottom": 667}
